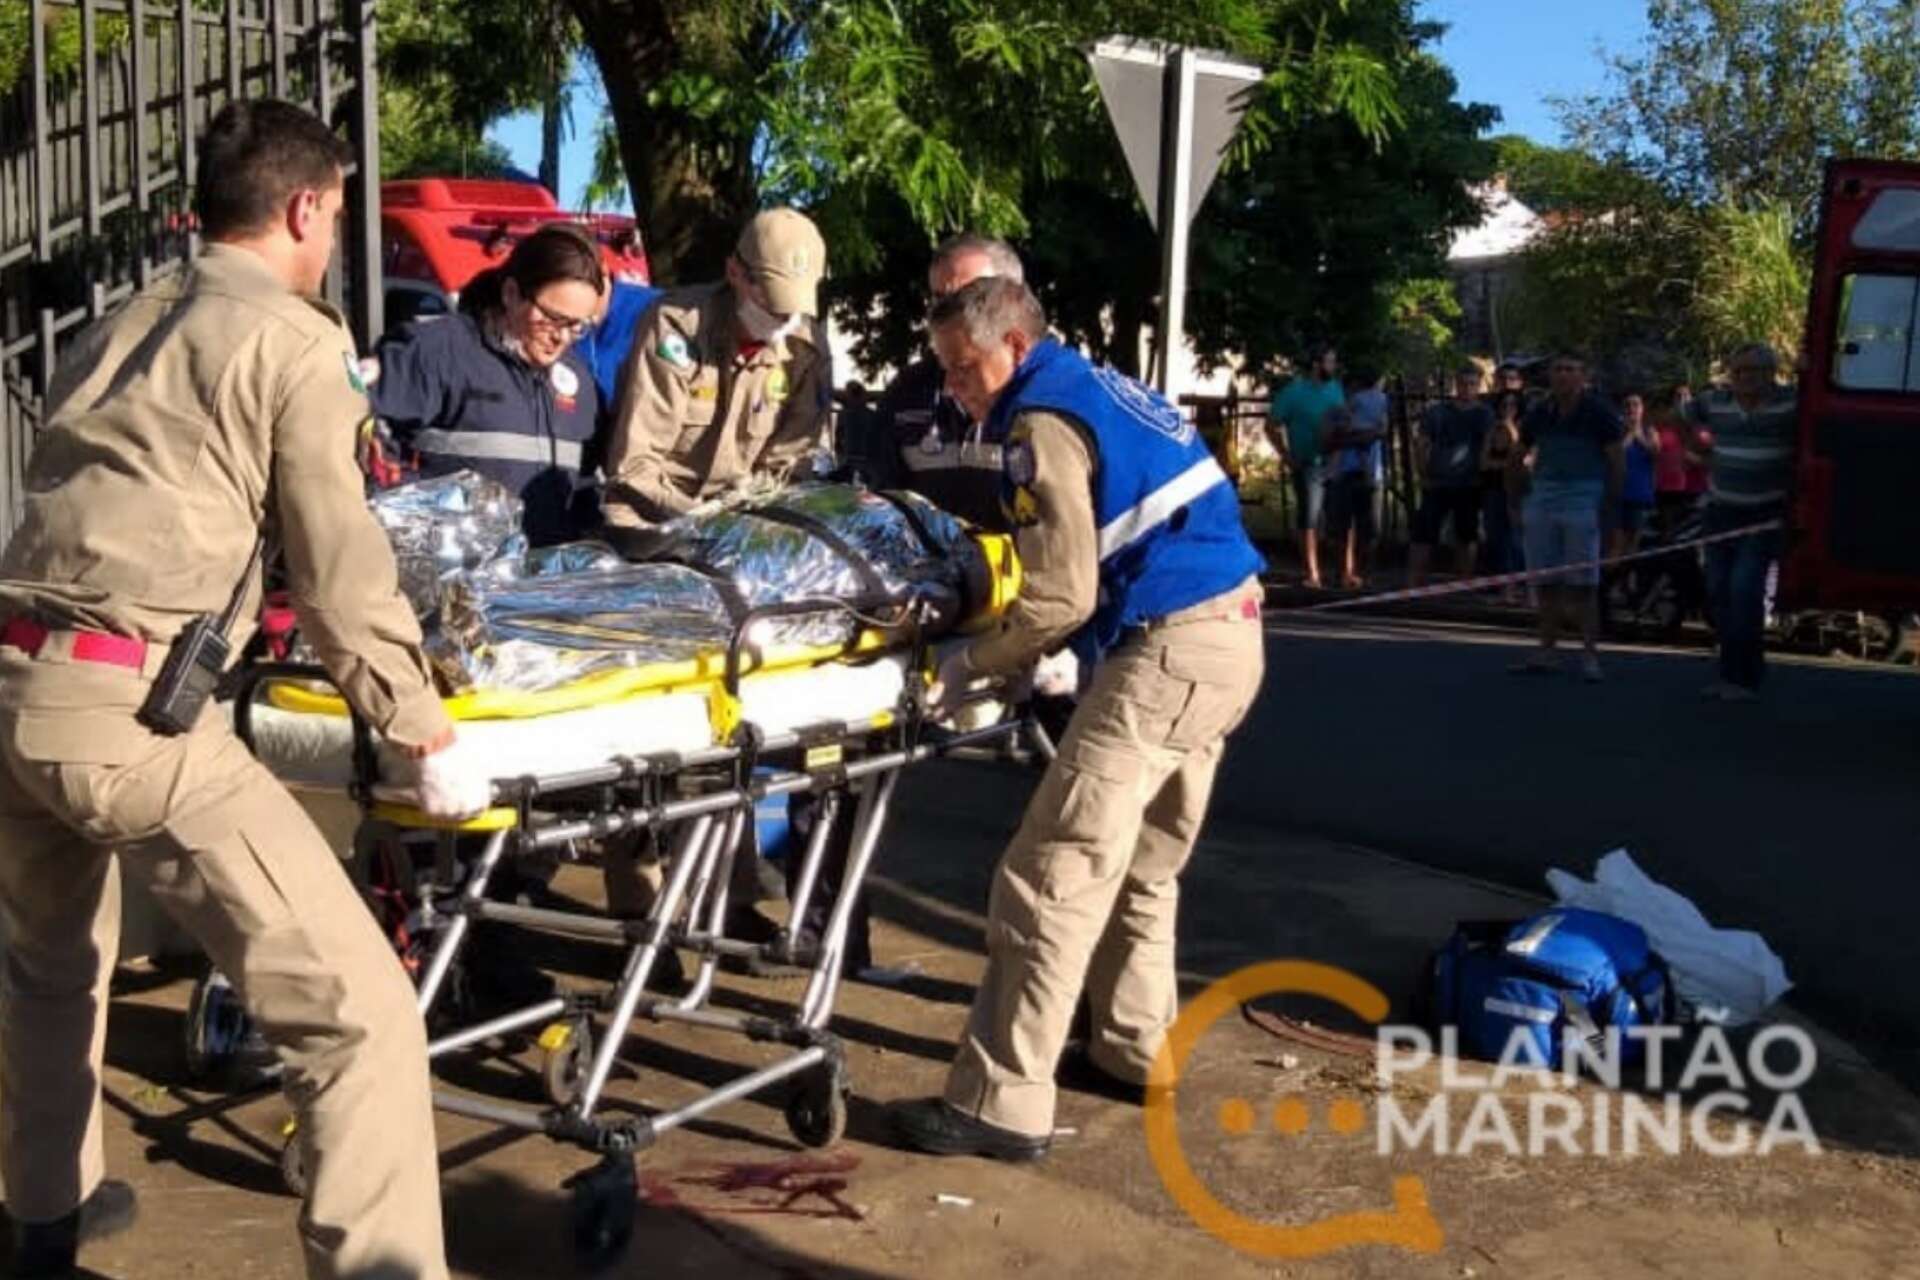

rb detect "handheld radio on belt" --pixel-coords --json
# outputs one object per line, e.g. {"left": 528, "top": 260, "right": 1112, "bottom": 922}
{"left": 137, "top": 535, "right": 267, "bottom": 736}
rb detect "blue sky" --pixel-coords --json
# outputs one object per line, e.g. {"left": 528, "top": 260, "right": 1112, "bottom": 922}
{"left": 485, "top": 0, "right": 1653, "bottom": 212}
{"left": 1423, "top": 0, "right": 1649, "bottom": 141}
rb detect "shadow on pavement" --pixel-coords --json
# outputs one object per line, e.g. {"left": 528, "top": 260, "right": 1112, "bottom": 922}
{"left": 441, "top": 1167, "right": 907, "bottom": 1279}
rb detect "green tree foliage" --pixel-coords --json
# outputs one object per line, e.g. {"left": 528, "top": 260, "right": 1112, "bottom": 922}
{"left": 1490, "top": 134, "right": 1616, "bottom": 214}
{"left": 1693, "top": 199, "right": 1810, "bottom": 364}
{"left": 379, "top": 85, "right": 516, "bottom": 181}
{"left": 1, "top": 0, "right": 132, "bottom": 96}
{"left": 1189, "top": 7, "right": 1495, "bottom": 377}
{"left": 1559, "top": 0, "right": 1920, "bottom": 231}
{"left": 565, "top": 0, "right": 1422, "bottom": 288}
{"left": 1506, "top": 0, "right": 1920, "bottom": 375}
{"left": 376, "top": 0, "right": 581, "bottom": 183}
{"left": 814, "top": 0, "right": 1493, "bottom": 378}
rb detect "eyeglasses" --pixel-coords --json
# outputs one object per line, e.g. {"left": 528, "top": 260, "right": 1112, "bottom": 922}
{"left": 528, "top": 296, "right": 595, "bottom": 339}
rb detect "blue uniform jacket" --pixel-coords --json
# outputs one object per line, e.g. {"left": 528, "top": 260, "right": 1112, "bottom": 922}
{"left": 370, "top": 313, "right": 601, "bottom": 547}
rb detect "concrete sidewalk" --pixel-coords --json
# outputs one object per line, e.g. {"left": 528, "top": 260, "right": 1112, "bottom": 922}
{"left": 16, "top": 751, "right": 1920, "bottom": 1279}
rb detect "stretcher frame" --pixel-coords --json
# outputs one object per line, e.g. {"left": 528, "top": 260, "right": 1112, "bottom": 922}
{"left": 224, "top": 593, "right": 1050, "bottom": 1265}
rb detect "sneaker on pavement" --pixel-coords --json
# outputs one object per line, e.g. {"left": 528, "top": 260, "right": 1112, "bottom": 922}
{"left": 1508, "top": 652, "right": 1559, "bottom": 676}
{"left": 1720, "top": 684, "right": 1759, "bottom": 703}
{"left": 1581, "top": 654, "right": 1604, "bottom": 683}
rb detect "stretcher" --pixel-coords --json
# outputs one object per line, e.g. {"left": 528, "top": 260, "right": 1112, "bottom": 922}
{"left": 200, "top": 487, "right": 1043, "bottom": 1268}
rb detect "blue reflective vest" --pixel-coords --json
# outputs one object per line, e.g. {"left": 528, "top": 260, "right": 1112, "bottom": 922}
{"left": 574, "top": 281, "right": 663, "bottom": 409}
{"left": 369, "top": 313, "right": 600, "bottom": 547}
{"left": 987, "top": 338, "right": 1264, "bottom": 659}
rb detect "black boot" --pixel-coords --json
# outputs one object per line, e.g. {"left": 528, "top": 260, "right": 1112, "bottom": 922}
{"left": 889, "top": 1098, "right": 1051, "bottom": 1162}
{"left": 10, "top": 1179, "right": 138, "bottom": 1278}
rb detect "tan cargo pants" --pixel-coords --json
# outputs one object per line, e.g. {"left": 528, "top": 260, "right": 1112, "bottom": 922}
{"left": 0, "top": 654, "right": 448, "bottom": 1280}
{"left": 944, "top": 579, "right": 1266, "bottom": 1137}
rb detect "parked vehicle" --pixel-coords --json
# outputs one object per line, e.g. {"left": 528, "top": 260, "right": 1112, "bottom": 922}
{"left": 379, "top": 178, "right": 650, "bottom": 334}
{"left": 1779, "top": 158, "right": 1920, "bottom": 624}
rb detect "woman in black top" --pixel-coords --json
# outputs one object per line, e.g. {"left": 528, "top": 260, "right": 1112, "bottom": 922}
{"left": 1481, "top": 390, "right": 1525, "bottom": 594}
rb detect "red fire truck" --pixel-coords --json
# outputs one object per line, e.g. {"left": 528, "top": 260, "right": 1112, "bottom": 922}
{"left": 377, "top": 177, "right": 650, "bottom": 333}
{"left": 1779, "top": 159, "right": 1920, "bottom": 623}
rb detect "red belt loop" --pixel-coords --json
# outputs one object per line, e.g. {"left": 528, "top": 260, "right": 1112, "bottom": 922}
{"left": 1, "top": 618, "right": 148, "bottom": 670}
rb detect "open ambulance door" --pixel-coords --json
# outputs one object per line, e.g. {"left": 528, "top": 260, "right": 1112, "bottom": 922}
{"left": 1780, "top": 158, "right": 1920, "bottom": 612}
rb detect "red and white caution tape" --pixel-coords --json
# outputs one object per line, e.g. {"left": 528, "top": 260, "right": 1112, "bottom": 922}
{"left": 1279, "top": 519, "right": 1783, "bottom": 615}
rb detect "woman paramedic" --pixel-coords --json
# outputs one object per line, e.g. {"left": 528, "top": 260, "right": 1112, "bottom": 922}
{"left": 365, "top": 222, "right": 606, "bottom": 545}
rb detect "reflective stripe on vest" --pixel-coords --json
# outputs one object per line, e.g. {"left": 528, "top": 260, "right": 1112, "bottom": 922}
{"left": 903, "top": 441, "right": 1005, "bottom": 474}
{"left": 1095, "top": 453, "right": 1232, "bottom": 561}
{"left": 413, "top": 428, "right": 583, "bottom": 471}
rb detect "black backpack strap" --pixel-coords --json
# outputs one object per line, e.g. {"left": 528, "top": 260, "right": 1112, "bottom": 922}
{"left": 746, "top": 504, "right": 894, "bottom": 606}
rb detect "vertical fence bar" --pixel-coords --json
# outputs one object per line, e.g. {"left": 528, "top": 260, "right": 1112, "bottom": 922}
{"left": 82, "top": 0, "right": 102, "bottom": 242}
{"left": 347, "top": 0, "right": 380, "bottom": 345}
{"left": 313, "top": 0, "right": 331, "bottom": 121}
{"left": 29, "top": 0, "right": 55, "bottom": 396}
{"left": 312, "top": 0, "right": 339, "bottom": 306}
{"left": 177, "top": 0, "right": 197, "bottom": 257}
{"left": 130, "top": 0, "right": 151, "bottom": 287}
{"left": 226, "top": 0, "right": 241, "bottom": 105}
{"left": 269, "top": 0, "right": 286, "bottom": 97}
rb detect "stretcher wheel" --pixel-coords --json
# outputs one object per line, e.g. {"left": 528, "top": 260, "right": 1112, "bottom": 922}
{"left": 540, "top": 1018, "right": 596, "bottom": 1108}
{"left": 784, "top": 1067, "right": 849, "bottom": 1149}
{"left": 566, "top": 1155, "right": 636, "bottom": 1271}
{"left": 279, "top": 1121, "right": 309, "bottom": 1198}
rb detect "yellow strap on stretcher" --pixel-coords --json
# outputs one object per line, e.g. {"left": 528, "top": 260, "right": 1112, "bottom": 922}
{"left": 368, "top": 801, "right": 521, "bottom": 832}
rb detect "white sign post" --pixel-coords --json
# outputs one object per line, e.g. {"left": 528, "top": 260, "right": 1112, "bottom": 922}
{"left": 1086, "top": 38, "right": 1263, "bottom": 399}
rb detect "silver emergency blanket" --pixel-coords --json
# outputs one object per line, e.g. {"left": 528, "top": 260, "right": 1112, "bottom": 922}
{"left": 371, "top": 472, "right": 528, "bottom": 617}
{"left": 366, "top": 472, "right": 987, "bottom": 693}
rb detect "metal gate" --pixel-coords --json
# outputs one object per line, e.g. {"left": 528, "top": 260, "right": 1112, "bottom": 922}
{"left": 0, "top": 0, "right": 381, "bottom": 534}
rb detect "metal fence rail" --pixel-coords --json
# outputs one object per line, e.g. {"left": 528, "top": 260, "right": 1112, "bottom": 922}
{"left": 1180, "top": 380, "right": 1445, "bottom": 548}
{"left": 0, "top": 0, "right": 379, "bottom": 536}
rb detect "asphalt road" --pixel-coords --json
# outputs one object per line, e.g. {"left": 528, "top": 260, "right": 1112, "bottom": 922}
{"left": 1209, "top": 610, "right": 1920, "bottom": 1083}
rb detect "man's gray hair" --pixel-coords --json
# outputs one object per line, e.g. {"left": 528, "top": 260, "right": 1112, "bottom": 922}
{"left": 928, "top": 276, "right": 1047, "bottom": 349}
{"left": 1730, "top": 342, "right": 1780, "bottom": 372}
{"left": 932, "top": 232, "right": 1025, "bottom": 284}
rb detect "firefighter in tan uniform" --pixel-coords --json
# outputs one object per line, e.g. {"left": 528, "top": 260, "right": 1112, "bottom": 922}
{"left": 602, "top": 207, "right": 832, "bottom": 533}
{"left": 596, "top": 210, "right": 832, "bottom": 948}
{"left": 890, "top": 278, "right": 1267, "bottom": 1161}
{"left": 0, "top": 100, "right": 489, "bottom": 1278}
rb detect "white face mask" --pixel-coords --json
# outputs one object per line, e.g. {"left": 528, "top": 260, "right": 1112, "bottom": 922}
{"left": 738, "top": 293, "right": 803, "bottom": 345}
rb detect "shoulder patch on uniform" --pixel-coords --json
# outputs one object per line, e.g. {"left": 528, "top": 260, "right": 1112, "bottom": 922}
{"left": 342, "top": 350, "right": 369, "bottom": 394}
{"left": 657, "top": 333, "right": 694, "bottom": 370}
{"left": 1008, "top": 484, "right": 1041, "bottom": 528}
{"left": 1005, "top": 439, "right": 1037, "bottom": 488}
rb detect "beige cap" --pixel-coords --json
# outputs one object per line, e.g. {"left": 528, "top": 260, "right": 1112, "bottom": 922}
{"left": 735, "top": 207, "right": 827, "bottom": 318}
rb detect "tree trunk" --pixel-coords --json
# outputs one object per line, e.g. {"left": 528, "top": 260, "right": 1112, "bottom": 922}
{"left": 566, "top": 0, "right": 755, "bottom": 283}
{"left": 539, "top": 92, "right": 563, "bottom": 199}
